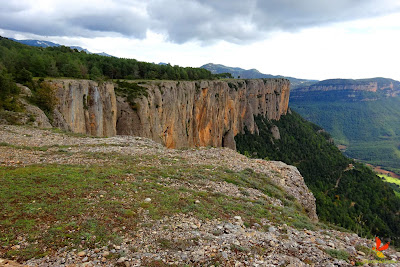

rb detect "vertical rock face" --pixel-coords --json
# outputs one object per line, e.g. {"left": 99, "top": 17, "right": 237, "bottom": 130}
{"left": 49, "top": 78, "right": 290, "bottom": 147}
{"left": 117, "top": 79, "right": 290, "bottom": 149}
{"left": 52, "top": 80, "right": 117, "bottom": 137}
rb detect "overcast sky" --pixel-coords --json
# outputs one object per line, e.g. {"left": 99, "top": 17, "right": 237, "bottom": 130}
{"left": 1, "top": 0, "right": 400, "bottom": 80}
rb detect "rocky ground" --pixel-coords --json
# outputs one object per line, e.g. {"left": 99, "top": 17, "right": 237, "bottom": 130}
{"left": 1, "top": 125, "right": 399, "bottom": 266}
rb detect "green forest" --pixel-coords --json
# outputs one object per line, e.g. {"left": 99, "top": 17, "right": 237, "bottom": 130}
{"left": 0, "top": 36, "right": 232, "bottom": 81}
{"left": 290, "top": 95, "right": 400, "bottom": 174}
{"left": 235, "top": 111, "right": 400, "bottom": 245}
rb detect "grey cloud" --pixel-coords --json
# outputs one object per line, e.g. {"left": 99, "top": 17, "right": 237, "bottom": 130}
{"left": 147, "top": 0, "right": 260, "bottom": 43}
{"left": 0, "top": 0, "right": 399, "bottom": 43}
{"left": 0, "top": 1, "right": 28, "bottom": 12}
{"left": 0, "top": 0, "right": 149, "bottom": 38}
{"left": 148, "top": 0, "right": 400, "bottom": 43}
{"left": 68, "top": 12, "right": 148, "bottom": 38}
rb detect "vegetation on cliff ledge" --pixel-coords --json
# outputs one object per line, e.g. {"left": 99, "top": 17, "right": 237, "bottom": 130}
{"left": 236, "top": 111, "right": 400, "bottom": 246}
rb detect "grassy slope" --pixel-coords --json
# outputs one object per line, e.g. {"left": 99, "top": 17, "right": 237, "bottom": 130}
{"left": 378, "top": 174, "right": 400, "bottom": 198}
{"left": 0, "top": 150, "right": 312, "bottom": 261}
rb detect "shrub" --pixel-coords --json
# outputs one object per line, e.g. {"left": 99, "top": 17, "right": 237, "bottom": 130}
{"left": 34, "top": 81, "right": 57, "bottom": 114}
{"left": 0, "top": 70, "right": 21, "bottom": 111}
{"left": 325, "top": 249, "right": 350, "bottom": 260}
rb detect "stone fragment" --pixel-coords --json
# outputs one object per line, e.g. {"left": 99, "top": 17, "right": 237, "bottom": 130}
{"left": 357, "top": 251, "right": 365, "bottom": 256}
{"left": 117, "top": 257, "right": 126, "bottom": 263}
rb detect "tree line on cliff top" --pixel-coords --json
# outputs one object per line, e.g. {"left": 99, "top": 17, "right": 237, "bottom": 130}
{"left": 0, "top": 36, "right": 234, "bottom": 82}
{"left": 0, "top": 36, "right": 232, "bottom": 111}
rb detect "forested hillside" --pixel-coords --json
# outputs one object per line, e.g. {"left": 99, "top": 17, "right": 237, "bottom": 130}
{"left": 290, "top": 82, "right": 400, "bottom": 175}
{"left": 236, "top": 111, "right": 400, "bottom": 246}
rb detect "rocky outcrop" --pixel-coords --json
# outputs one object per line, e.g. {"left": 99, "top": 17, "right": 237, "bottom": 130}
{"left": 117, "top": 79, "right": 290, "bottom": 149}
{"left": 19, "top": 98, "right": 52, "bottom": 128}
{"left": 0, "top": 85, "right": 52, "bottom": 128}
{"left": 51, "top": 80, "right": 117, "bottom": 137}
{"left": 270, "top": 125, "right": 281, "bottom": 140}
{"left": 177, "top": 147, "right": 318, "bottom": 222}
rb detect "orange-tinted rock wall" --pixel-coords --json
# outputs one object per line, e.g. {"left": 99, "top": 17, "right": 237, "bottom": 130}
{"left": 117, "top": 79, "right": 290, "bottom": 149}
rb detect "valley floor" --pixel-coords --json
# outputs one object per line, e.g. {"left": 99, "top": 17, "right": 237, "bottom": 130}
{"left": 0, "top": 125, "right": 399, "bottom": 266}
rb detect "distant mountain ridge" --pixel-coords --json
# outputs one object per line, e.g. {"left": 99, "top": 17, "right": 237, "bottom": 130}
{"left": 200, "top": 63, "right": 318, "bottom": 88}
{"left": 9, "top": 38, "right": 113, "bottom": 57}
{"left": 292, "top": 78, "right": 400, "bottom": 98}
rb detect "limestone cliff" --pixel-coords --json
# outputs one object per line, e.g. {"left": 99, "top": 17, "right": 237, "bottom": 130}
{"left": 297, "top": 82, "right": 378, "bottom": 92}
{"left": 117, "top": 79, "right": 290, "bottom": 149}
{"left": 51, "top": 80, "right": 117, "bottom": 137}
{"left": 48, "top": 79, "right": 290, "bottom": 148}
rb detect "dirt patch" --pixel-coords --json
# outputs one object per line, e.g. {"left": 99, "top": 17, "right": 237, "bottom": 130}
{"left": 368, "top": 164, "right": 400, "bottom": 178}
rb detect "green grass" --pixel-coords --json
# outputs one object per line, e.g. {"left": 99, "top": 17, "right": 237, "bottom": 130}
{"left": 0, "top": 142, "right": 66, "bottom": 151}
{"left": 378, "top": 174, "right": 400, "bottom": 198}
{"left": 325, "top": 248, "right": 350, "bottom": 261}
{"left": 378, "top": 174, "right": 400, "bottom": 185}
{"left": 0, "top": 160, "right": 313, "bottom": 261}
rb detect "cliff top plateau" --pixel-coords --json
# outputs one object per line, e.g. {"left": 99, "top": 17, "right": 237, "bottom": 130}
{"left": 1, "top": 125, "right": 399, "bottom": 266}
